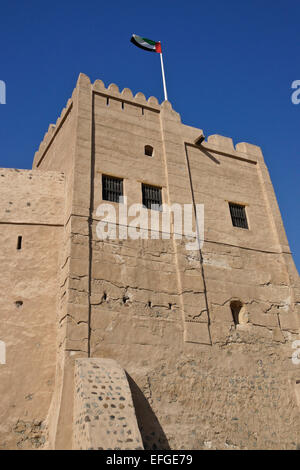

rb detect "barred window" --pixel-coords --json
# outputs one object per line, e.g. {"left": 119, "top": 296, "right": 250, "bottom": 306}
{"left": 229, "top": 202, "right": 248, "bottom": 229}
{"left": 142, "top": 183, "right": 162, "bottom": 210}
{"left": 102, "top": 175, "right": 123, "bottom": 203}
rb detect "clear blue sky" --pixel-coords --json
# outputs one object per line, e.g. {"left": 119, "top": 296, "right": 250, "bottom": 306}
{"left": 0, "top": 0, "right": 299, "bottom": 272}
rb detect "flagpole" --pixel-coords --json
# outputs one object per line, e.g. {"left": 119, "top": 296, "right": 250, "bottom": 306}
{"left": 159, "top": 49, "right": 168, "bottom": 102}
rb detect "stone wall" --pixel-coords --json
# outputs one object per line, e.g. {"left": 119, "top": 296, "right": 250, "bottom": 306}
{"left": 0, "top": 73, "right": 299, "bottom": 449}
{"left": 73, "top": 358, "right": 143, "bottom": 450}
{"left": 0, "top": 169, "right": 64, "bottom": 449}
{"left": 86, "top": 75, "right": 299, "bottom": 449}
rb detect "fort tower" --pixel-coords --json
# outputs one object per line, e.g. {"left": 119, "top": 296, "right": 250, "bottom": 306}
{"left": 0, "top": 73, "right": 299, "bottom": 449}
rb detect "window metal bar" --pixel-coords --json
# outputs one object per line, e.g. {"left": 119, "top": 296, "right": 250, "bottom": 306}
{"left": 142, "top": 183, "right": 162, "bottom": 210}
{"left": 102, "top": 175, "right": 123, "bottom": 203}
{"left": 229, "top": 203, "right": 248, "bottom": 229}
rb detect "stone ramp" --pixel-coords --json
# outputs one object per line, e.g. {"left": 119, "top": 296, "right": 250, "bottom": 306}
{"left": 73, "top": 358, "right": 144, "bottom": 450}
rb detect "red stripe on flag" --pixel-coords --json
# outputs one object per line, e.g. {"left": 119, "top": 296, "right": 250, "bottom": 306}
{"left": 155, "top": 42, "right": 162, "bottom": 53}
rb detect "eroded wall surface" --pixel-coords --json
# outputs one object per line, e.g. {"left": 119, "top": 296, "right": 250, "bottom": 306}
{"left": 1, "top": 74, "right": 299, "bottom": 450}
{"left": 85, "top": 78, "right": 299, "bottom": 449}
{"left": 0, "top": 169, "right": 64, "bottom": 449}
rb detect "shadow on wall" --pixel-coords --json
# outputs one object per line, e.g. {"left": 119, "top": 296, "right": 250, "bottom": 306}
{"left": 200, "top": 147, "right": 220, "bottom": 165}
{"left": 126, "top": 373, "right": 170, "bottom": 450}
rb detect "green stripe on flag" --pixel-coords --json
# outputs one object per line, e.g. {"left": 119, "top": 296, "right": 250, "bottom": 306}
{"left": 142, "top": 37, "right": 156, "bottom": 46}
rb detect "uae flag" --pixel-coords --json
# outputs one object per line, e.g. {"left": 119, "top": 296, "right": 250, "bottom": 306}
{"left": 130, "top": 34, "right": 162, "bottom": 53}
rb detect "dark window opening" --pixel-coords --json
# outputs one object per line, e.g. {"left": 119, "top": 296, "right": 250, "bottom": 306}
{"left": 102, "top": 175, "right": 123, "bottom": 203}
{"left": 106, "top": 97, "right": 109, "bottom": 106}
{"left": 121, "top": 101, "right": 124, "bottom": 110}
{"left": 230, "top": 300, "right": 243, "bottom": 326}
{"left": 142, "top": 183, "right": 162, "bottom": 210}
{"left": 142, "top": 107, "right": 144, "bottom": 115}
{"left": 144, "top": 145, "right": 154, "bottom": 157}
{"left": 15, "top": 300, "right": 23, "bottom": 308}
{"left": 17, "top": 236, "right": 22, "bottom": 250}
{"left": 229, "top": 202, "right": 248, "bottom": 229}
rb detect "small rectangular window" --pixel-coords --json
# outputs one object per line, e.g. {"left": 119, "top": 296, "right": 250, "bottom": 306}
{"left": 17, "top": 236, "right": 22, "bottom": 250}
{"left": 142, "top": 183, "right": 162, "bottom": 210}
{"left": 102, "top": 175, "right": 123, "bottom": 203}
{"left": 229, "top": 203, "right": 248, "bottom": 229}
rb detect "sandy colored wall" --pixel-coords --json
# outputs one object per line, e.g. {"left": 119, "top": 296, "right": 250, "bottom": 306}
{"left": 32, "top": 92, "right": 76, "bottom": 225}
{"left": 82, "top": 79, "right": 299, "bottom": 449}
{"left": 1, "top": 74, "right": 298, "bottom": 450}
{"left": 0, "top": 169, "right": 64, "bottom": 449}
{"left": 73, "top": 358, "right": 143, "bottom": 450}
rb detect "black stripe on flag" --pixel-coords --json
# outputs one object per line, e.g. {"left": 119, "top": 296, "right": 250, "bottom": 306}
{"left": 130, "top": 36, "right": 156, "bottom": 52}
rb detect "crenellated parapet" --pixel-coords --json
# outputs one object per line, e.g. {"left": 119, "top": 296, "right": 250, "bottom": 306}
{"left": 33, "top": 72, "right": 265, "bottom": 169}
{"left": 182, "top": 126, "right": 264, "bottom": 164}
{"left": 93, "top": 78, "right": 160, "bottom": 110}
{"left": 33, "top": 96, "right": 74, "bottom": 168}
{"left": 33, "top": 73, "right": 182, "bottom": 169}
{"left": 91, "top": 75, "right": 181, "bottom": 123}
{"left": 203, "top": 135, "right": 263, "bottom": 163}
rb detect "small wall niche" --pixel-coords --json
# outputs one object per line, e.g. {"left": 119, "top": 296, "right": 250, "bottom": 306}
{"left": 230, "top": 300, "right": 247, "bottom": 326}
{"left": 144, "top": 145, "right": 154, "bottom": 157}
{"left": 15, "top": 300, "right": 23, "bottom": 308}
